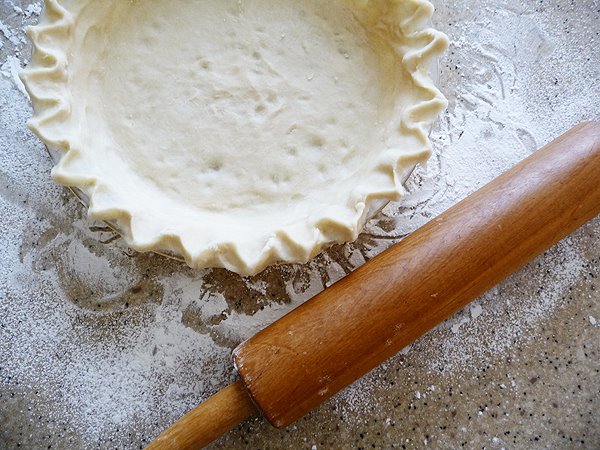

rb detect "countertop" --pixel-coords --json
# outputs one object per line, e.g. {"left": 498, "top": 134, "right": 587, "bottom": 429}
{"left": 1, "top": 1, "right": 598, "bottom": 449}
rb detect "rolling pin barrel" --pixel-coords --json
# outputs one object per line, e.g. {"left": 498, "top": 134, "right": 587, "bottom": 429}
{"left": 233, "top": 122, "right": 600, "bottom": 428}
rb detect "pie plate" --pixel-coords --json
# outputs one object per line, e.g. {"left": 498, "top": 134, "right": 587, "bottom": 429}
{"left": 22, "top": 0, "right": 448, "bottom": 275}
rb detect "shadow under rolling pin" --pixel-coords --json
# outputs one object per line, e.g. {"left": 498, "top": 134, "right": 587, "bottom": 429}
{"left": 147, "top": 121, "right": 600, "bottom": 449}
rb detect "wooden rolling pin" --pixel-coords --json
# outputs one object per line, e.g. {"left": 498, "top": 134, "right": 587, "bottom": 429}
{"left": 147, "top": 122, "right": 600, "bottom": 449}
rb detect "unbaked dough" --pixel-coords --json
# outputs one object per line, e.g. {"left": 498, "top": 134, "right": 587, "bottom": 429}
{"left": 22, "top": 0, "right": 448, "bottom": 275}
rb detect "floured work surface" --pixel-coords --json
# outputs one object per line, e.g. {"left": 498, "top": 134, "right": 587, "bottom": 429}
{"left": 1, "top": 1, "right": 599, "bottom": 449}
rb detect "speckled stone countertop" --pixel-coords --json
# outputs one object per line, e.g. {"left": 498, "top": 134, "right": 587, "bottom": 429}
{"left": 0, "top": 1, "right": 598, "bottom": 449}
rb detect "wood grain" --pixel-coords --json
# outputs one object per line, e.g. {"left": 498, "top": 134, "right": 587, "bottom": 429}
{"left": 145, "top": 380, "right": 257, "bottom": 450}
{"left": 233, "top": 121, "right": 600, "bottom": 428}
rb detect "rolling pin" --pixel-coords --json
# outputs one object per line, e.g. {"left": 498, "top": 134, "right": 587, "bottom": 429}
{"left": 147, "top": 121, "right": 600, "bottom": 449}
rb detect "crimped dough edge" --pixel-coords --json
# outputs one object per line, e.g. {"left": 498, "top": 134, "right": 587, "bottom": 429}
{"left": 21, "top": 0, "right": 448, "bottom": 276}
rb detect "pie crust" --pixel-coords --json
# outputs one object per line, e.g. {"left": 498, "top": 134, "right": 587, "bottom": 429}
{"left": 21, "top": 0, "right": 448, "bottom": 275}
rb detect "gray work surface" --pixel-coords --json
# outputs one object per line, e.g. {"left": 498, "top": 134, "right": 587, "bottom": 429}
{"left": 1, "top": 1, "right": 598, "bottom": 449}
